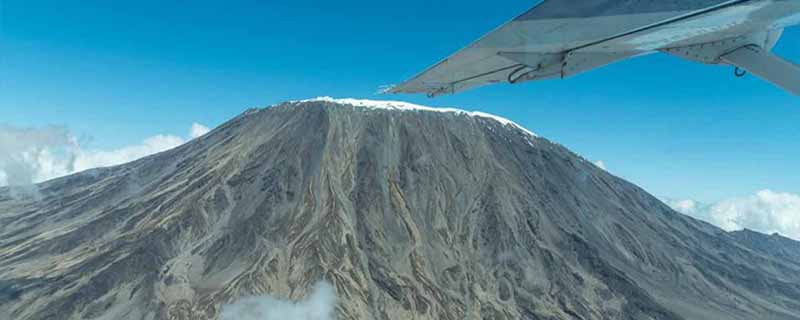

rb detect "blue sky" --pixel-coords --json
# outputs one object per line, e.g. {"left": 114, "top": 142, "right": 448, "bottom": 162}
{"left": 1, "top": 0, "right": 798, "bottom": 203}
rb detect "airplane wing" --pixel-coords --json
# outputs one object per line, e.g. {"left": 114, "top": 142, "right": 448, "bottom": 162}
{"left": 722, "top": 45, "right": 800, "bottom": 96}
{"left": 388, "top": 0, "right": 739, "bottom": 96}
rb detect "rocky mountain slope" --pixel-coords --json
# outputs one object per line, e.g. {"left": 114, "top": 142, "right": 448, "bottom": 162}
{"left": 731, "top": 229, "right": 800, "bottom": 265}
{"left": 1, "top": 98, "right": 799, "bottom": 320}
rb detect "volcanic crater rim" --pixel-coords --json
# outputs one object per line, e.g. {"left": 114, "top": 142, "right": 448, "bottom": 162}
{"left": 282, "top": 96, "right": 538, "bottom": 138}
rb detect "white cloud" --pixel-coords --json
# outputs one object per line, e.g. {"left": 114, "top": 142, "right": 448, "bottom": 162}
{"left": 710, "top": 190, "right": 800, "bottom": 238}
{"left": 593, "top": 160, "right": 607, "bottom": 171}
{"left": 667, "top": 191, "right": 800, "bottom": 240}
{"left": 665, "top": 199, "right": 700, "bottom": 216}
{"left": 0, "top": 123, "right": 210, "bottom": 189}
{"left": 190, "top": 123, "right": 211, "bottom": 139}
{"left": 220, "top": 281, "right": 336, "bottom": 320}
{"left": 73, "top": 134, "right": 185, "bottom": 173}
{"left": 0, "top": 125, "right": 78, "bottom": 188}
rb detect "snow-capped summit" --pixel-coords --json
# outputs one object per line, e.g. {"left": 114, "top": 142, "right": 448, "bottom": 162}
{"left": 293, "top": 97, "right": 538, "bottom": 138}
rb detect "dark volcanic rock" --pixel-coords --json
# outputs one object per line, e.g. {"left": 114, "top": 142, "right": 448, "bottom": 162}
{"left": 1, "top": 98, "right": 799, "bottom": 320}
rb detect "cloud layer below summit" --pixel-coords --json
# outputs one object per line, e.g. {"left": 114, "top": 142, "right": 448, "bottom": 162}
{"left": 666, "top": 190, "right": 800, "bottom": 241}
{"left": 0, "top": 123, "right": 210, "bottom": 189}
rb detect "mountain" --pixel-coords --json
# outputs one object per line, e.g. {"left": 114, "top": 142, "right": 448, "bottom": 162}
{"left": 731, "top": 229, "right": 800, "bottom": 265}
{"left": 1, "top": 98, "right": 799, "bottom": 320}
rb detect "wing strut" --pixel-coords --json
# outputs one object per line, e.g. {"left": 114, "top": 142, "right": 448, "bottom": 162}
{"left": 722, "top": 45, "right": 800, "bottom": 96}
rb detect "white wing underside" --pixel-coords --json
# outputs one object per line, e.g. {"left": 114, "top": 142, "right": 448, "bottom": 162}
{"left": 389, "top": 0, "right": 800, "bottom": 96}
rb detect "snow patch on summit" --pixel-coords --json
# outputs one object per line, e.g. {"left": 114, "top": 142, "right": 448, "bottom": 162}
{"left": 295, "top": 97, "right": 538, "bottom": 138}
